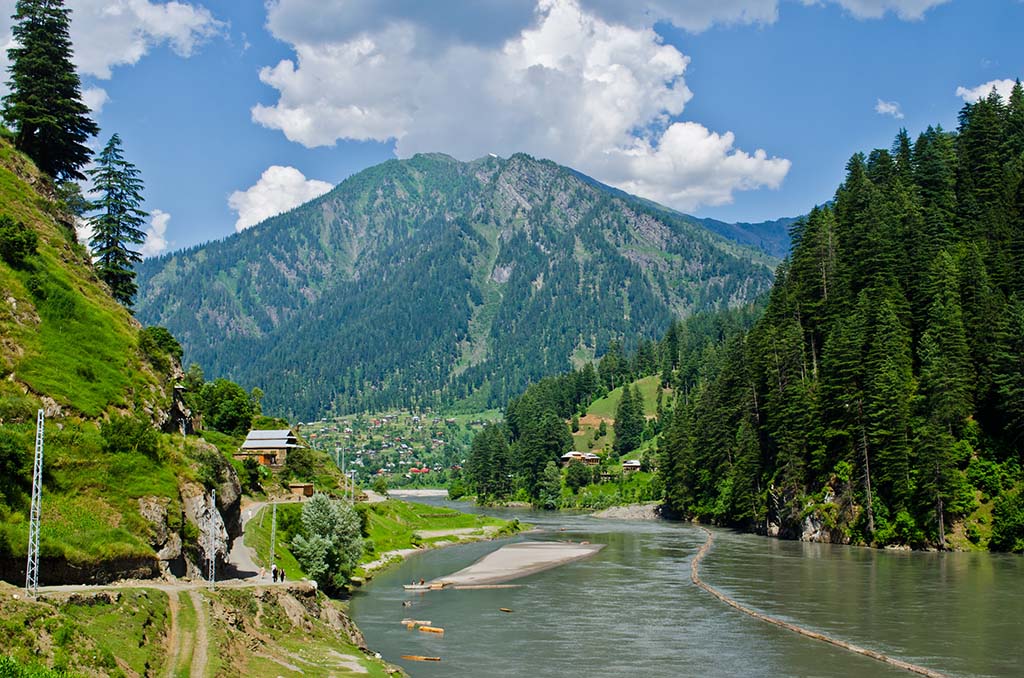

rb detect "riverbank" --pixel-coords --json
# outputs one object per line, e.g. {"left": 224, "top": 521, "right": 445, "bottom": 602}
{"left": 591, "top": 502, "right": 661, "bottom": 520}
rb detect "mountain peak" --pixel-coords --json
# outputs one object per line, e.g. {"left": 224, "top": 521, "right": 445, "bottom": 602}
{"left": 136, "top": 153, "right": 777, "bottom": 418}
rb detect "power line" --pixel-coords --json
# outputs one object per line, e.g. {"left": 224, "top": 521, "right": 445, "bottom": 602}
{"left": 25, "top": 409, "right": 44, "bottom": 596}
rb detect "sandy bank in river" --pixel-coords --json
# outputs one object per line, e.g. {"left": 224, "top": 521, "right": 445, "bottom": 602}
{"left": 591, "top": 502, "right": 661, "bottom": 520}
{"left": 432, "top": 541, "right": 604, "bottom": 587}
{"left": 388, "top": 489, "right": 450, "bottom": 498}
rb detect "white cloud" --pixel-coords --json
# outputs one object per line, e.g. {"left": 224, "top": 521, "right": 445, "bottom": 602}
{"left": 874, "top": 98, "right": 904, "bottom": 119}
{"left": 82, "top": 86, "right": 111, "bottom": 114}
{"left": 955, "top": 79, "right": 1018, "bottom": 103}
{"left": 75, "top": 217, "right": 94, "bottom": 247}
{"left": 254, "top": 0, "right": 790, "bottom": 212}
{"left": 228, "top": 166, "right": 333, "bottom": 232}
{"left": 0, "top": 0, "right": 223, "bottom": 89}
{"left": 69, "top": 0, "right": 225, "bottom": 80}
{"left": 141, "top": 209, "right": 171, "bottom": 257}
{"left": 809, "top": 0, "right": 950, "bottom": 20}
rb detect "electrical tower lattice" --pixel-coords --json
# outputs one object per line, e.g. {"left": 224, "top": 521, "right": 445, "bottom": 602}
{"left": 208, "top": 489, "right": 217, "bottom": 590}
{"left": 25, "top": 409, "right": 44, "bottom": 596}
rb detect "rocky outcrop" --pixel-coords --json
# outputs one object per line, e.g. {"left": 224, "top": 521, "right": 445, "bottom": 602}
{"left": 180, "top": 482, "right": 229, "bottom": 579}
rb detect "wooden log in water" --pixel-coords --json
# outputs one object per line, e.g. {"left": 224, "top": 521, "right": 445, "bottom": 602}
{"left": 499, "top": 607, "right": 513, "bottom": 613}
{"left": 451, "top": 584, "right": 523, "bottom": 590}
{"left": 419, "top": 625, "right": 445, "bottom": 634}
{"left": 401, "top": 655, "right": 442, "bottom": 662}
{"left": 690, "top": 527, "right": 948, "bottom": 678}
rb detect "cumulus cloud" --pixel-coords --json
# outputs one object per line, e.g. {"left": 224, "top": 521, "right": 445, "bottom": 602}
{"left": 75, "top": 218, "right": 94, "bottom": 248}
{"left": 141, "top": 209, "right": 172, "bottom": 257}
{"left": 810, "top": 0, "right": 950, "bottom": 20}
{"left": 254, "top": 0, "right": 790, "bottom": 212}
{"left": 82, "top": 86, "right": 111, "bottom": 114}
{"left": 0, "top": 0, "right": 223, "bottom": 88}
{"left": 955, "top": 79, "right": 1018, "bottom": 103}
{"left": 228, "top": 166, "right": 333, "bottom": 232}
{"left": 874, "top": 98, "right": 904, "bottom": 119}
{"left": 69, "top": 0, "right": 225, "bottom": 80}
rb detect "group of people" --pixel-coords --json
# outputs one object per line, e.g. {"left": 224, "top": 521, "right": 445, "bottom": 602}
{"left": 270, "top": 563, "right": 286, "bottom": 582}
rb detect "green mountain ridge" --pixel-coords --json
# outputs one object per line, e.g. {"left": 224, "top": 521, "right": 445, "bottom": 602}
{"left": 136, "top": 152, "right": 778, "bottom": 419}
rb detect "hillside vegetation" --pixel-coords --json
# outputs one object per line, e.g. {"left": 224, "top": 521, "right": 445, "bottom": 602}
{"left": 0, "top": 139, "right": 241, "bottom": 583}
{"left": 467, "top": 85, "right": 1024, "bottom": 551}
{"left": 136, "top": 153, "right": 778, "bottom": 419}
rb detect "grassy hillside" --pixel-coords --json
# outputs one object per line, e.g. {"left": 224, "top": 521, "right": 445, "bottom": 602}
{"left": 572, "top": 375, "right": 669, "bottom": 454}
{"left": 0, "top": 139, "right": 241, "bottom": 582}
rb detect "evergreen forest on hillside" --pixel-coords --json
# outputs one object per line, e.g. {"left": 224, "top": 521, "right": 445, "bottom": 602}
{"left": 468, "top": 85, "right": 1024, "bottom": 551}
{"left": 135, "top": 153, "right": 777, "bottom": 419}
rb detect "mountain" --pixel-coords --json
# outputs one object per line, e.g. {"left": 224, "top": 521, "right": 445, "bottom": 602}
{"left": 694, "top": 215, "right": 796, "bottom": 259}
{"left": 135, "top": 153, "right": 777, "bottom": 419}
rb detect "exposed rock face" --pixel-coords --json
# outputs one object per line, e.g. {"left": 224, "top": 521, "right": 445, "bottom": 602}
{"left": 181, "top": 482, "right": 229, "bottom": 579}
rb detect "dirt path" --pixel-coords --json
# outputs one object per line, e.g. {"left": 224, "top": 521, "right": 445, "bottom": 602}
{"left": 691, "top": 527, "right": 948, "bottom": 678}
{"left": 163, "top": 590, "right": 180, "bottom": 678}
{"left": 188, "top": 591, "right": 208, "bottom": 678}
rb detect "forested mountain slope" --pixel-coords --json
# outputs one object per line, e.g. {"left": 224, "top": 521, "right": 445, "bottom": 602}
{"left": 467, "top": 83, "right": 1024, "bottom": 551}
{"left": 136, "top": 153, "right": 776, "bottom": 418}
{"left": 660, "top": 84, "right": 1024, "bottom": 549}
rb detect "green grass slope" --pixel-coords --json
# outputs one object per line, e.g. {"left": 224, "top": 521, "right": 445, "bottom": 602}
{"left": 0, "top": 139, "right": 237, "bottom": 581}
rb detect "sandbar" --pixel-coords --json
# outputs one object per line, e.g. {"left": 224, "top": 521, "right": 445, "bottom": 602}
{"left": 432, "top": 541, "right": 604, "bottom": 586}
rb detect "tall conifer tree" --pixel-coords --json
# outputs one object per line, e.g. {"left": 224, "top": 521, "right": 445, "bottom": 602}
{"left": 2, "top": 0, "right": 98, "bottom": 180}
{"left": 87, "top": 133, "right": 148, "bottom": 307}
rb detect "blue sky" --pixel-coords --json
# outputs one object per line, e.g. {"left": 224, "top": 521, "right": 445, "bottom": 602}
{"left": 2, "top": 0, "right": 1022, "bottom": 254}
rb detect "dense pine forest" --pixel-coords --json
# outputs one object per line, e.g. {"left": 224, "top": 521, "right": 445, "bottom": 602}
{"left": 471, "top": 85, "right": 1024, "bottom": 551}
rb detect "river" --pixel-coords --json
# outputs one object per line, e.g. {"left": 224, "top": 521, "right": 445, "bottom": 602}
{"left": 349, "top": 498, "right": 1023, "bottom": 677}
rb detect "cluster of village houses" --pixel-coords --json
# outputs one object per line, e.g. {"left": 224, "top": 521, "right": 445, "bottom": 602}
{"left": 233, "top": 424, "right": 643, "bottom": 492}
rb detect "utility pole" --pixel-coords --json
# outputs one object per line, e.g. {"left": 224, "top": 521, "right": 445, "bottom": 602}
{"left": 25, "top": 409, "right": 44, "bottom": 597}
{"left": 341, "top": 447, "right": 347, "bottom": 501}
{"left": 207, "top": 489, "right": 216, "bottom": 590}
{"left": 269, "top": 500, "right": 277, "bottom": 567}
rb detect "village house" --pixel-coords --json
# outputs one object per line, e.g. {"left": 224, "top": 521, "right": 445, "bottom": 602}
{"left": 234, "top": 429, "right": 302, "bottom": 467}
{"left": 623, "top": 459, "right": 642, "bottom": 473}
{"left": 560, "top": 451, "right": 585, "bottom": 466}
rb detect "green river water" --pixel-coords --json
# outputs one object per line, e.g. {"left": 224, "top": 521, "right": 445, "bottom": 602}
{"left": 349, "top": 498, "right": 1023, "bottom": 677}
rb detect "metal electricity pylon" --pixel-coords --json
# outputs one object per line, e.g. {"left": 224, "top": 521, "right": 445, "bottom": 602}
{"left": 207, "top": 489, "right": 216, "bottom": 590}
{"left": 25, "top": 409, "right": 44, "bottom": 596}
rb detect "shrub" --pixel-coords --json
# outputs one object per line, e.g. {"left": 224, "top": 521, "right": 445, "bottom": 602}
{"left": 100, "top": 414, "right": 160, "bottom": 461}
{"left": 0, "top": 215, "right": 38, "bottom": 269}
{"left": 138, "top": 326, "right": 182, "bottom": 373}
{"left": 991, "top": 484, "right": 1024, "bottom": 553}
{"left": 285, "top": 447, "right": 315, "bottom": 481}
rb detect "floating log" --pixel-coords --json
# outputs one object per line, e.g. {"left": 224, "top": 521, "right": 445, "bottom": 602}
{"left": 419, "top": 625, "right": 445, "bottom": 634}
{"left": 451, "top": 584, "right": 523, "bottom": 590}
{"left": 401, "top": 655, "right": 442, "bottom": 662}
{"left": 691, "top": 527, "right": 948, "bottom": 678}
{"left": 499, "top": 608, "right": 513, "bottom": 613}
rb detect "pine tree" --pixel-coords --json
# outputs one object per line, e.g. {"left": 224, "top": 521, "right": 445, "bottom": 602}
{"left": 87, "top": 133, "right": 148, "bottom": 307}
{"left": 2, "top": 0, "right": 98, "bottom": 180}
{"left": 613, "top": 384, "right": 644, "bottom": 454}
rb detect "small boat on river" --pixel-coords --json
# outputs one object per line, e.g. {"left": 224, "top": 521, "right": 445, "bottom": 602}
{"left": 403, "top": 583, "right": 431, "bottom": 591}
